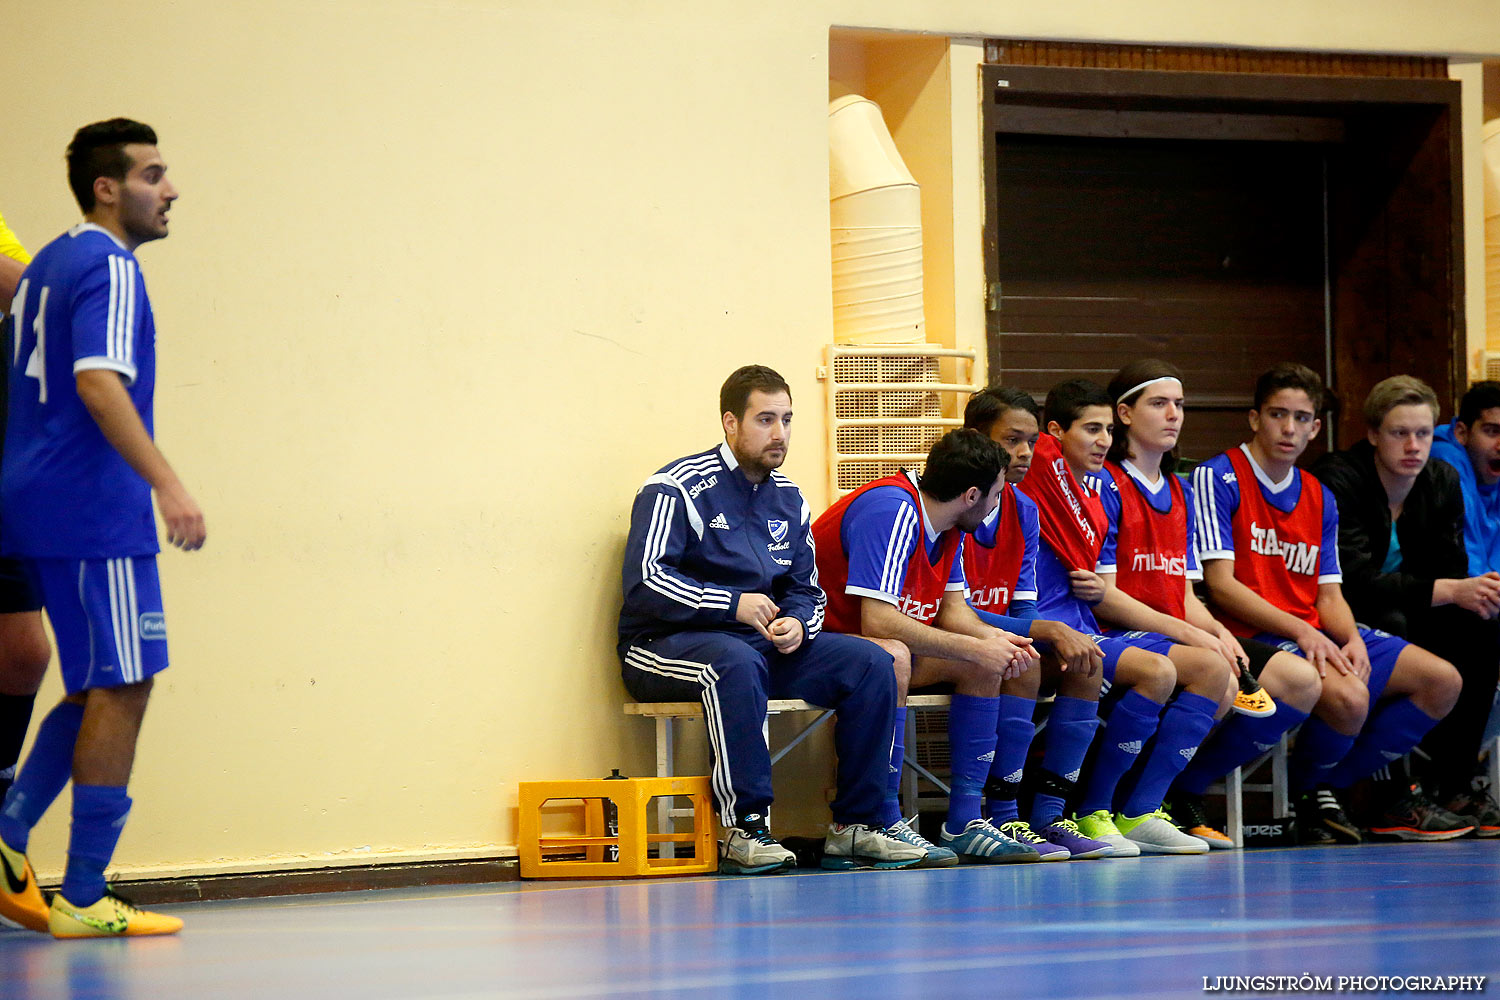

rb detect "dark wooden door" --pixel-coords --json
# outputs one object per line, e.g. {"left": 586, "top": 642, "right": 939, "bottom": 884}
{"left": 988, "top": 133, "right": 1327, "bottom": 461}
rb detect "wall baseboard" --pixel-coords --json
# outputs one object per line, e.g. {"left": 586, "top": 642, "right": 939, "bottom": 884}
{"left": 79, "top": 856, "right": 521, "bottom": 905}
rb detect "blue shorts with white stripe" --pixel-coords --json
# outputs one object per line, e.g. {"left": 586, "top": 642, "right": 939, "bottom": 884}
{"left": 26, "top": 555, "right": 169, "bottom": 693}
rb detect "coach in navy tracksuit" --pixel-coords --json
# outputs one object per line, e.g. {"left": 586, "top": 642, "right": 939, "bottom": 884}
{"left": 619, "top": 365, "right": 920, "bottom": 875}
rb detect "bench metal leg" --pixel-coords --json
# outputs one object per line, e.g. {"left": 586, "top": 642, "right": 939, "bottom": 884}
{"left": 900, "top": 710, "right": 919, "bottom": 819}
{"left": 656, "top": 717, "right": 676, "bottom": 859}
{"left": 1272, "top": 733, "right": 1290, "bottom": 817}
{"left": 1224, "top": 765, "right": 1243, "bottom": 847}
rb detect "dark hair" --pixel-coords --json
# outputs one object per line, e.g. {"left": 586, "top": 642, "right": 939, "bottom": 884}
{"left": 964, "top": 385, "right": 1040, "bottom": 434}
{"left": 67, "top": 118, "right": 158, "bottom": 213}
{"left": 920, "top": 428, "right": 1007, "bottom": 502}
{"left": 1106, "top": 359, "right": 1183, "bottom": 472}
{"left": 1457, "top": 381, "right": 1500, "bottom": 428}
{"left": 719, "top": 365, "right": 791, "bottom": 421}
{"left": 1252, "top": 362, "right": 1324, "bottom": 412}
{"left": 1044, "top": 378, "right": 1112, "bottom": 432}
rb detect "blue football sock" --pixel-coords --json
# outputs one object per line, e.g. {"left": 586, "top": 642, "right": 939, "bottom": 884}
{"left": 60, "top": 784, "right": 132, "bottom": 908}
{"left": 1174, "top": 699, "right": 1309, "bottom": 797}
{"left": 882, "top": 707, "right": 907, "bottom": 827}
{"left": 1324, "top": 698, "right": 1442, "bottom": 789}
{"left": 946, "top": 694, "right": 1000, "bottom": 828}
{"left": 1289, "top": 716, "right": 1358, "bottom": 794}
{"left": 983, "top": 695, "right": 1035, "bottom": 823}
{"left": 0, "top": 700, "right": 85, "bottom": 852}
{"left": 1078, "top": 690, "right": 1162, "bottom": 816}
{"left": 1122, "top": 691, "right": 1218, "bottom": 817}
{"left": 1030, "top": 696, "right": 1097, "bottom": 826}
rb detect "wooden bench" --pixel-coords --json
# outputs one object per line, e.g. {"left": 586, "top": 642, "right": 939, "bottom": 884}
{"left": 626, "top": 695, "right": 1288, "bottom": 851}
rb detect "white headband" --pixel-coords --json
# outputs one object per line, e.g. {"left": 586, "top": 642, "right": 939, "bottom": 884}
{"left": 1119, "top": 376, "right": 1182, "bottom": 403}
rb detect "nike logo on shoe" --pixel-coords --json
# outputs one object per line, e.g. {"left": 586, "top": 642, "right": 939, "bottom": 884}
{"left": 60, "top": 904, "right": 127, "bottom": 934}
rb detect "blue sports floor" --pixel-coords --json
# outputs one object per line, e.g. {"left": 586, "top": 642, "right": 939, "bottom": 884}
{"left": 2, "top": 843, "right": 1497, "bottom": 999}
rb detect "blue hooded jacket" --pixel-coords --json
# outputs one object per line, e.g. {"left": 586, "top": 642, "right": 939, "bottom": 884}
{"left": 1430, "top": 419, "right": 1500, "bottom": 575}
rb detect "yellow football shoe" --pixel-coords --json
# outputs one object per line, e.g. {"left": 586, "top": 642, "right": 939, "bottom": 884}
{"left": 49, "top": 889, "right": 183, "bottom": 939}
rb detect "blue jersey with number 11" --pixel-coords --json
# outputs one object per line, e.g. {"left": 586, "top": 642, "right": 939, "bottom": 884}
{"left": 3, "top": 224, "right": 159, "bottom": 558}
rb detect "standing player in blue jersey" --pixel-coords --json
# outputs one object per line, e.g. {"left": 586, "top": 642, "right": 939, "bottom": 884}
{"left": 0, "top": 120, "right": 203, "bottom": 938}
{"left": 619, "top": 365, "right": 924, "bottom": 875}
{"left": 962, "top": 387, "right": 1113, "bottom": 860}
{"left": 1194, "top": 363, "right": 1464, "bottom": 844}
{"left": 1084, "top": 360, "right": 1322, "bottom": 848}
{"left": 1021, "top": 380, "right": 1226, "bottom": 855}
{"left": 0, "top": 211, "right": 53, "bottom": 828}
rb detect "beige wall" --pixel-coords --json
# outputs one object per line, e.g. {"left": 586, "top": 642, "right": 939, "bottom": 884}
{"left": 5, "top": 0, "right": 1499, "bottom": 880}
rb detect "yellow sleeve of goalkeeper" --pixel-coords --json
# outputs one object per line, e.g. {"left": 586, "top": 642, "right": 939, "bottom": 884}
{"left": 0, "top": 209, "right": 31, "bottom": 265}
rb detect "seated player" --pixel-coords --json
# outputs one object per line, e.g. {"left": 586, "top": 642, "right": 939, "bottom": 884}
{"left": 813, "top": 429, "right": 1046, "bottom": 863}
{"left": 962, "top": 387, "right": 1113, "bottom": 860}
{"left": 618, "top": 365, "right": 924, "bottom": 875}
{"left": 1088, "top": 360, "right": 1322, "bottom": 849}
{"left": 1432, "top": 381, "right": 1500, "bottom": 577}
{"left": 1019, "top": 379, "right": 1220, "bottom": 855}
{"left": 1312, "top": 376, "right": 1498, "bottom": 837}
{"left": 1194, "top": 363, "right": 1466, "bottom": 844}
{"left": 1431, "top": 381, "right": 1500, "bottom": 808}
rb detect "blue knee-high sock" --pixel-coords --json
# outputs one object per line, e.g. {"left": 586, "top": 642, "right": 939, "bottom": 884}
{"left": 0, "top": 701, "right": 85, "bottom": 852}
{"left": 60, "top": 784, "right": 132, "bottom": 908}
{"left": 1174, "top": 699, "right": 1309, "bottom": 797}
{"left": 882, "top": 707, "right": 907, "bottom": 827}
{"left": 1030, "top": 696, "right": 1098, "bottom": 826}
{"left": 1078, "top": 690, "right": 1162, "bottom": 816}
{"left": 946, "top": 694, "right": 1000, "bottom": 828}
{"left": 984, "top": 695, "right": 1035, "bottom": 823}
{"left": 1289, "top": 717, "right": 1358, "bottom": 794}
{"left": 1122, "top": 692, "right": 1219, "bottom": 817}
{"left": 1324, "top": 698, "right": 1443, "bottom": 789}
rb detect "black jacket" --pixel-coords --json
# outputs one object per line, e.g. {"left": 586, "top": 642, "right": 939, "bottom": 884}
{"left": 1310, "top": 440, "right": 1467, "bottom": 636}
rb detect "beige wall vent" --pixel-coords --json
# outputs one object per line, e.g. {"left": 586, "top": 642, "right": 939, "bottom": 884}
{"left": 822, "top": 344, "right": 978, "bottom": 499}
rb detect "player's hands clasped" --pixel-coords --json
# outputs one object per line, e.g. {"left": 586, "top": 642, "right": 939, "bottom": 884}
{"left": 768, "top": 617, "right": 804, "bottom": 654}
{"left": 736, "top": 592, "right": 780, "bottom": 641}
{"left": 977, "top": 630, "right": 1038, "bottom": 680}
{"left": 1453, "top": 573, "right": 1500, "bottom": 620}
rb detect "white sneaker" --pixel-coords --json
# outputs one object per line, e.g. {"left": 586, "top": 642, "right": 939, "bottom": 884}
{"left": 885, "top": 818, "right": 959, "bottom": 868}
{"left": 1116, "top": 810, "right": 1210, "bottom": 854}
{"left": 1073, "top": 809, "right": 1139, "bottom": 858}
{"left": 821, "top": 822, "right": 925, "bottom": 870}
{"left": 719, "top": 814, "right": 797, "bottom": 875}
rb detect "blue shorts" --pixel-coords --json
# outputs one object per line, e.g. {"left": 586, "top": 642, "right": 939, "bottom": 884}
{"left": 27, "top": 556, "right": 169, "bottom": 694}
{"left": 1253, "top": 625, "right": 1406, "bottom": 701}
{"left": 1097, "top": 629, "right": 1176, "bottom": 687}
